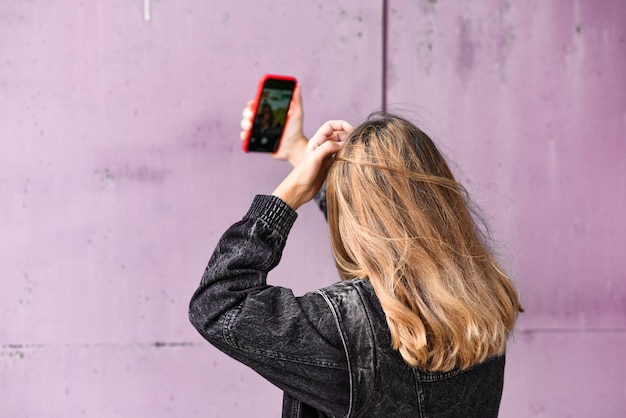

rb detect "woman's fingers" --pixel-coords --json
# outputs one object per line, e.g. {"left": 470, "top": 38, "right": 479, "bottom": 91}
{"left": 241, "top": 118, "right": 252, "bottom": 131}
{"left": 287, "top": 84, "right": 302, "bottom": 118}
{"left": 316, "top": 120, "right": 354, "bottom": 141}
{"left": 242, "top": 101, "right": 254, "bottom": 119}
{"left": 314, "top": 137, "right": 344, "bottom": 159}
{"left": 308, "top": 120, "right": 354, "bottom": 150}
{"left": 240, "top": 101, "right": 255, "bottom": 141}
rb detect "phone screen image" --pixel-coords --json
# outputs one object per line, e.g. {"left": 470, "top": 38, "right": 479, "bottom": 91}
{"left": 247, "top": 77, "right": 296, "bottom": 152}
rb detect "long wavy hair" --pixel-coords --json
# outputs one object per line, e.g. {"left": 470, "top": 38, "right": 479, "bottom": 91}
{"left": 326, "top": 113, "right": 522, "bottom": 372}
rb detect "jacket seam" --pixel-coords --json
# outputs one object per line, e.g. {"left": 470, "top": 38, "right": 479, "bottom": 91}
{"left": 221, "top": 301, "right": 345, "bottom": 369}
{"left": 222, "top": 305, "right": 242, "bottom": 347}
{"left": 251, "top": 218, "right": 282, "bottom": 271}
{"left": 352, "top": 282, "right": 378, "bottom": 413}
{"left": 292, "top": 399, "right": 301, "bottom": 417}
{"left": 415, "top": 355, "right": 501, "bottom": 382}
{"left": 413, "top": 369, "right": 427, "bottom": 418}
{"left": 315, "top": 289, "right": 353, "bottom": 418}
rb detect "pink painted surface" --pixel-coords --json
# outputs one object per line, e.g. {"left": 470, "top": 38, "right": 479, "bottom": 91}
{"left": 1, "top": 1, "right": 380, "bottom": 417}
{"left": 1, "top": 0, "right": 624, "bottom": 416}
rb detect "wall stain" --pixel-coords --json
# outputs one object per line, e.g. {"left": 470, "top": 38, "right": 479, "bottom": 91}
{"left": 0, "top": 343, "right": 42, "bottom": 360}
{"left": 457, "top": 18, "right": 477, "bottom": 75}
{"left": 495, "top": 0, "right": 515, "bottom": 83}
{"left": 95, "top": 164, "right": 170, "bottom": 186}
{"left": 153, "top": 341, "right": 195, "bottom": 348}
{"left": 1, "top": 350, "right": 25, "bottom": 359}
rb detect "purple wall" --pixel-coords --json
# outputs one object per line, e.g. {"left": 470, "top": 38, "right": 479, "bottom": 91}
{"left": 1, "top": 1, "right": 624, "bottom": 416}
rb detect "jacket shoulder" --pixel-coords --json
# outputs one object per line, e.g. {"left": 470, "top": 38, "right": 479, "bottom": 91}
{"left": 315, "top": 279, "right": 382, "bottom": 417}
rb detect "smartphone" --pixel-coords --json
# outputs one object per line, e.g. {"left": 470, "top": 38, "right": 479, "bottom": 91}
{"left": 243, "top": 74, "right": 297, "bottom": 153}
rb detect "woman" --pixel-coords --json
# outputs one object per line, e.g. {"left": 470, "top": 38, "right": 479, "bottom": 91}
{"left": 189, "top": 85, "right": 522, "bottom": 417}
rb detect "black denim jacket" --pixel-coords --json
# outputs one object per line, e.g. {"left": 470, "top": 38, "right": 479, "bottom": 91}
{"left": 189, "top": 194, "right": 506, "bottom": 417}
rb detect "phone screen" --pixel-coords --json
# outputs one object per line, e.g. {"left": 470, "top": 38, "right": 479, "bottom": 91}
{"left": 247, "top": 78, "right": 296, "bottom": 152}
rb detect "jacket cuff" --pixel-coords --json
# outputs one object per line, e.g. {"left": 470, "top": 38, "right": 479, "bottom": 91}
{"left": 245, "top": 195, "right": 298, "bottom": 238}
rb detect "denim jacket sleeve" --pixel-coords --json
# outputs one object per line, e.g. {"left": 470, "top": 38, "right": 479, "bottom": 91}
{"left": 189, "top": 194, "right": 350, "bottom": 417}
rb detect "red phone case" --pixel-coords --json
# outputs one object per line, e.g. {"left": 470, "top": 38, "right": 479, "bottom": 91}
{"left": 242, "top": 74, "right": 297, "bottom": 153}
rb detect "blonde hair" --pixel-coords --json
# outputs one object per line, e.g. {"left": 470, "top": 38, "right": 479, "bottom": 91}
{"left": 326, "top": 114, "right": 522, "bottom": 372}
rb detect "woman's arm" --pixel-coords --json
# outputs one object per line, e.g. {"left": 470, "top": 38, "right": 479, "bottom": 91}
{"left": 271, "top": 120, "right": 351, "bottom": 210}
{"left": 189, "top": 195, "right": 349, "bottom": 416}
{"left": 240, "top": 84, "right": 332, "bottom": 217}
{"left": 191, "top": 119, "right": 353, "bottom": 415}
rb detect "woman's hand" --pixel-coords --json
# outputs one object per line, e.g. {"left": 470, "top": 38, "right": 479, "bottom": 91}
{"left": 272, "top": 120, "right": 353, "bottom": 210}
{"left": 240, "top": 84, "right": 308, "bottom": 167}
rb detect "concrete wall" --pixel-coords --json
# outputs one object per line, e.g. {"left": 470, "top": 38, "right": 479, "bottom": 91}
{"left": 1, "top": 0, "right": 624, "bottom": 416}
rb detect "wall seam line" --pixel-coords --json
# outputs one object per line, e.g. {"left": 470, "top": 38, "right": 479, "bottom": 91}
{"left": 382, "top": 0, "right": 388, "bottom": 112}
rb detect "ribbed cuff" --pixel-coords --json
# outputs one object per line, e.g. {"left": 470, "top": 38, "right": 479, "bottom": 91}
{"left": 245, "top": 195, "right": 298, "bottom": 238}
